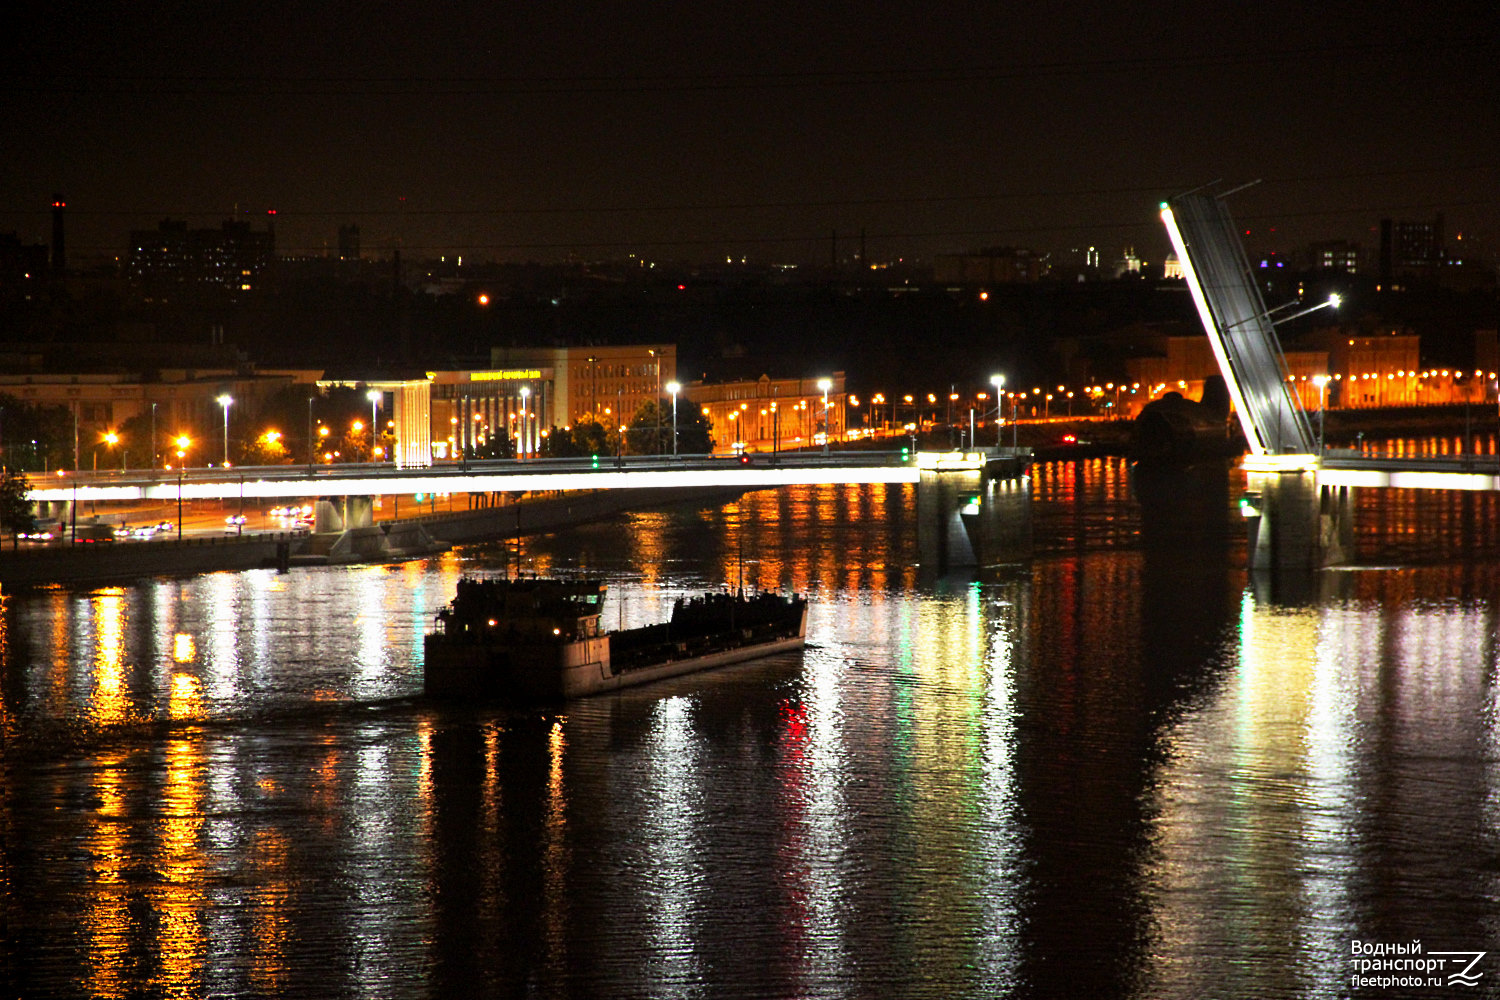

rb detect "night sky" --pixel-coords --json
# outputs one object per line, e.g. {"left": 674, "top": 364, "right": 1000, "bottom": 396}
{"left": 3, "top": 1, "right": 1496, "bottom": 266}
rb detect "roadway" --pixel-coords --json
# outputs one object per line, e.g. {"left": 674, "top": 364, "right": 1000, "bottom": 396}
{"left": 29, "top": 451, "right": 920, "bottom": 503}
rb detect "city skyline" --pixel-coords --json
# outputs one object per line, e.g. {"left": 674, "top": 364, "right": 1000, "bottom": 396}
{"left": 3, "top": 2, "right": 1496, "bottom": 265}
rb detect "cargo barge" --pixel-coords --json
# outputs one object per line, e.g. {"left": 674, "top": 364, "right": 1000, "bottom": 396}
{"left": 423, "top": 576, "right": 807, "bottom": 701}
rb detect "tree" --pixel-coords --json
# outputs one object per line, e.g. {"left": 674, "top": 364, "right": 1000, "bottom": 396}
{"left": 541, "top": 419, "right": 608, "bottom": 458}
{"left": 247, "top": 384, "right": 322, "bottom": 466}
{"left": 0, "top": 394, "right": 72, "bottom": 471}
{"left": 0, "top": 466, "right": 33, "bottom": 547}
{"left": 117, "top": 411, "right": 155, "bottom": 468}
{"left": 627, "top": 397, "right": 714, "bottom": 455}
{"left": 242, "top": 429, "right": 291, "bottom": 465}
{"left": 625, "top": 399, "right": 671, "bottom": 455}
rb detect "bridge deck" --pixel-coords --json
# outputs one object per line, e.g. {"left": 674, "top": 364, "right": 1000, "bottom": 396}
{"left": 1318, "top": 453, "right": 1500, "bottom": 491}
{"left": 28, "top": 453, "right": 921, "bottom": 503}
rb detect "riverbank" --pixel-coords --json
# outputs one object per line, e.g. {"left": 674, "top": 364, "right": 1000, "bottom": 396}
{"left": 0, "top": 485, "right": 748, "bottom": 588}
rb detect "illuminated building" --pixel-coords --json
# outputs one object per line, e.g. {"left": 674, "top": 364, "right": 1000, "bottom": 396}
{"left": 489, "top": 345, "right": 677, "bottom": 430}
{"left": 688, "top": 373, "right": 847, "bottom": 453}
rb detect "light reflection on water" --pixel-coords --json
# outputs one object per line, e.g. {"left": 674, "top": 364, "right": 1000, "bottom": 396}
{"left": 4, "top": 470, "right": 1500, "bottom": 997}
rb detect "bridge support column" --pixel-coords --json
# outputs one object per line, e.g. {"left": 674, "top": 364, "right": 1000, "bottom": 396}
{"left": 1243, "top": 468, "right": 1352, "bottom": 570}
{"left": 344, "top": 495, "right": 374, "bottom": 529}
{"left": 917, "top": 469, "right": 1033, "bottom": 575}
{"left": 314, "top": 498, "right": 345, "bottom": 533}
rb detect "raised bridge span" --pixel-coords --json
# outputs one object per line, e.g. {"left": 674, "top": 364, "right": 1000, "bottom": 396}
{"left": 1163, "top": 187, "right": 1499, "bottom": 568}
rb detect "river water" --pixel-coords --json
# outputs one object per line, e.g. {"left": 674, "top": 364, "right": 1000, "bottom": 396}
{"left": 4, "top": 459, "right": 1500, "bottom": 998}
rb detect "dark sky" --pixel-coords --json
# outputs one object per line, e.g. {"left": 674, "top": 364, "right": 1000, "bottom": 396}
{"left": 3, "top": 1, "right": 1496, "bottom": 266}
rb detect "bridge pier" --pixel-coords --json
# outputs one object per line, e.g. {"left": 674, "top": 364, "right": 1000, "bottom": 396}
{"left": 314, "top": 496, "right": 376, "bottom": 533}
{"left": 345, "top": 495, "right": 375, "bottom": 529}
{"left": 916, "top": 469, "right": 1032, "bottom": 575}
{"left": 41, "top": 500, "right": 72, "bottom": 523}
{"left": 1242, "top": 466, "right": 1353, "bottom": 570}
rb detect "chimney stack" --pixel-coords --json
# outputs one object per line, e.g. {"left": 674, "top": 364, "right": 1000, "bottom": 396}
{"left": 50, "top": 194, "right": 66, "bottom": 277}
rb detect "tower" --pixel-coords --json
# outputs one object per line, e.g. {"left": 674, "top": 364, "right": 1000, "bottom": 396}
{"left": 50, "top": 195, "right": 65, "bottom": 277}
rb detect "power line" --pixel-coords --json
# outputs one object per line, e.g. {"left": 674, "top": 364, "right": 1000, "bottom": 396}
{"left": 45, "top": 196, "right": 1498, "bottom": 258}
{"left": 1, "top": 40, "right": 1483, "bottom": 96}
{"left": 4, "top": 165, "right": 1493, "bottom": 222}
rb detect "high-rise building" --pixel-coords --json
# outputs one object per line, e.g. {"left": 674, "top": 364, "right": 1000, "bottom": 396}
{"left": 337, "top": 224, "right": 360, "bottom": 261}
{"left": 127, "top": 218, "right": 275, "bottom": 299}
{"left": 1379, "top": 214, "right": 1445, "bottom": 283}
{"left": 1309, "top": 239, "right": 1361, "bottom": 274}
{"left": 0, "top": 233, "right": 49, "bottom": 299}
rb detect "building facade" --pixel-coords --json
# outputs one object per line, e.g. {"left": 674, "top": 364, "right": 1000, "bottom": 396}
{"left": 127, "top": 217, "right": 276, "bottom": 299}
{"left": 687, "top": 373, "right": 847, "bottom": 453}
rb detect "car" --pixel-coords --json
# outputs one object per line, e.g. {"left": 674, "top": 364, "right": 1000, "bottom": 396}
{"left": 225, "top": 514, "right": 247, "bottom": 526}
{"left": 72, "top": 522, "right": 116, "bottom": 543}
{"left": 131, "top": 525, "right": 158, "bottom": 539}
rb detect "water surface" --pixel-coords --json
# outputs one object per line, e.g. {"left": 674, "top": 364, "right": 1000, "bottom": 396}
{"left": 5, "top": 464, "right": 1500, "bottom": 998}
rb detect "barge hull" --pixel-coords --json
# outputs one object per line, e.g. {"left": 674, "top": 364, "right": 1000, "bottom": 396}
{"left": 425, "top": 633, "right": 805, "bottom": 702}
{"left": 561, "top": 634, "right": 805, "bottom": 699}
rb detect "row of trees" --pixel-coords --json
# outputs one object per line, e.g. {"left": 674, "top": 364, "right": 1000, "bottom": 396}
{"left": 0, "top": 384, "right": 403, "bottom": 472}
{"left": 538, "top": 398, "right": 715, "bottom": 459}
{"left": 0, "top": 389, "right": 716, "bottom": 473}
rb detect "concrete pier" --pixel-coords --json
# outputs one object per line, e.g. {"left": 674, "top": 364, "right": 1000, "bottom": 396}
{"left": 916, "top": 467, "right": 1033, "bottom": 574}
{"left": 1242, "top": 461, "right": 1353, "bottom": 570}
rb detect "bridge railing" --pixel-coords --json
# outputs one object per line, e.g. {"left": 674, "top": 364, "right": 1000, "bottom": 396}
{"left": 39, "top": 450, "right": 916, "bottom": 491}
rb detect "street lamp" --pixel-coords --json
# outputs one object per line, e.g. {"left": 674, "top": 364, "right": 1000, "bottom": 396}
{"left": 216, "top": 394, "right": 232, "bottom": 466}
{"left": 1312, "top": 374, "right": 1330, "bottom": 456}
{"left": 989, "top": 374, "right": 1006, "bottom": 448}
{"left": 366, "top": 389, "right": 381, "bottom": 463}
{"left": 817, "top": 377, "right": 832, "bottom": 455}
{"left": 173, "top": 435, "right": 191, "bottom": 539}
{"left": 103, "top": 430, "right": 121, "bottom": 471}
{"left": 666, "top": 381, "right": 681, "bottom": 456}
{"left": 519, "top": 386, "right": 531, "bottom": 460}
{"left": 649, "top": 348, "right": 661, "bottom": 454}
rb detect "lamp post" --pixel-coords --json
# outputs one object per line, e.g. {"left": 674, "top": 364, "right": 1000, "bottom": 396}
{"left": 817, "top": 377, "right": 832, "bottom": 455}
{"left": 173, "top": 435, "right": 190, "bottom": 540}
{"left": 650, "top": 348, "right": 661, "bottom": 454}
{"left": 1312, "top": 374, "right": 1330, "bottom": 456}
{"left": 367, "top": 389, "right": 381, "bottom": 463}
{"left": 666, "top": 381, "right": 680, "bottom": 456}
{"left": 519, "top": 386, "right": 531, "bottom": 460}
{"left": 989, "top": 374, "right": 1006, "bottom": 448}
{"left": 217, "top": 394, "right": 232, "bottom": 466}
{"left": 306, "top": 397, "right": 315, "bottom": 472}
